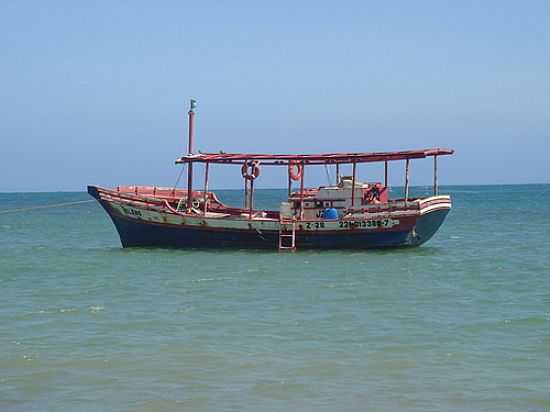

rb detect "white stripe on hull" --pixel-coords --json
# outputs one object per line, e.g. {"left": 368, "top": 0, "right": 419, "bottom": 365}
{"left": 102, "top": 194, "right": 451, "bottom": 233}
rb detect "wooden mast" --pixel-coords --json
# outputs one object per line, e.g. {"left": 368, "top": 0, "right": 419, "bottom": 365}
{"left": 186, "top": 99, "right": 196, "bottom": 210}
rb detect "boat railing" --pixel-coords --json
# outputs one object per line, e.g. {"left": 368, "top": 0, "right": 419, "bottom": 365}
{"left": 116, "top": 185, "right": 188, "bottom": 199}
{"left": 346, "top": 195, "right": 451, "bottom": 215}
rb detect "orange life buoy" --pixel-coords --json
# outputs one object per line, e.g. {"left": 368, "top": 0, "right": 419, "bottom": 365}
{"left": 241, "top": 160, "right": 261, "bottom": 180}
{"left": 288, "top": 160, "right": 303, "bottom": 181}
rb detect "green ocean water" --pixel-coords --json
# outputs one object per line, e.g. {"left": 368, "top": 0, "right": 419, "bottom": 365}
{"left": 1, "top": 185, "right": 549, "bottom": 412}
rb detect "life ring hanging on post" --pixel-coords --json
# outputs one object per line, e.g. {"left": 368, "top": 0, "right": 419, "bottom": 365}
{"left": 288, "top": 160, "right": 303, "bottom": 181}
{"left": 241, "top": 160, "right": 261, "bottom": 181}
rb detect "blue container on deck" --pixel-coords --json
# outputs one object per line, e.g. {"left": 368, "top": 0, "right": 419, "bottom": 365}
{"left": 322, "top": 208, "right": 339, "bottom": 220}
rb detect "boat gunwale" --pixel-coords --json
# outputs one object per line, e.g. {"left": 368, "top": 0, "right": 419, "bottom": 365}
{"left": 91, "top": 185, "right": 451, "bottom": 224}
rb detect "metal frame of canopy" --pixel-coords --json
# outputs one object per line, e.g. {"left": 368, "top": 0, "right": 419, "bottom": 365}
{"left": 176, "top": 100, "right": 454, "bottom": 216}
{"left": 175, "top": 149, "right": 454, "bottom": 165}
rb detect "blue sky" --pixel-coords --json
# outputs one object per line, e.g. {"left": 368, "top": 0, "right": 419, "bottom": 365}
{"left": 1, "top": 1, "right": 549, "bottom": 191}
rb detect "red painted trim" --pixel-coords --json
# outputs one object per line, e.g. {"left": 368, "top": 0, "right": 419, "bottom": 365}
{"left": 105, "top": 207, "right": 416, "bottom": 235}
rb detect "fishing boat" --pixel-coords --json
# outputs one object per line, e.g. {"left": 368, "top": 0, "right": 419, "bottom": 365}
{"left": 88, "top": 100, "right": 454, "bottom": 250}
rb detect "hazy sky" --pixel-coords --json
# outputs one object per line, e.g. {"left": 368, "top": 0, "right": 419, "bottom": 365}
{"left": 1, "top": 1, "right": 549, "bottom": 191}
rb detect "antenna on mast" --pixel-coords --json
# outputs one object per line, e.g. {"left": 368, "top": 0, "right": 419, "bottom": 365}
{"left": 187, "top": 98, "right": 197, "bottom": 154}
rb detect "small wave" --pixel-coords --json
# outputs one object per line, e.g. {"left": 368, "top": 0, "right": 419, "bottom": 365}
{"left": 59, "top": 308, "right": 79, "bottom": 314}
{"left": 26, "top": 309, "right": 56, "bottom": 315}
{"left": 322, "top": 282, "right": 358, "bottom": 289}
{"left": 192, "top": 277, "right": 234, "bottom": 283}
{"left": 31, "top": 307, "right": 80, "bottom": 315}
{"left": 88, "top": 305, "right": 104, "bottom": 313}
{"left": 193, "top": 278, "right": 216, "bottom": 282}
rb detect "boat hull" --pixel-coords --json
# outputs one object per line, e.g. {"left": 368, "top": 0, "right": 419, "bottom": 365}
{"left": 89, "top": 186, "right": 450, "bottom": 250}
{"left": 109, "top": 209, "right": 448, "bottom": 249}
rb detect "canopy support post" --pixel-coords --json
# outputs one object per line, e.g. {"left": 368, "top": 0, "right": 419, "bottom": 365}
{"left": 384, "top": 160, "right": 388, "bottom": 187}
{"left": 203, "top": 162, "right": 209, "bottom": 215}
{"left": 404, "top": 159, "right": 410, "bottom": 204}
{"left": 287, "top": 162, "right": 292, "bottom": 198}
{"left": 299, "top": 162, "right": 305, "bottom": 220}
{"left": 244, "top": 178, "right": 248, "bottom": 209}
{"left": 351, "top": 161, "right": 357, "bottom": 208}
{"left": 433, "top": 155, "right": 438, "bottom": 196}
{"left": 186, "top": 162, "right": 193, "bottom": 210}
{"left": 336, "top": 163, "right": 340, "bottom": 185}
{"left": 248, "top": 178, "right": 254, "bottom": 220}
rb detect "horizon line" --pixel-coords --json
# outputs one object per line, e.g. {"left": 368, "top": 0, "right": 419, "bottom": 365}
{"left": 1, "top": 182, "right": 549, "bottom": 194}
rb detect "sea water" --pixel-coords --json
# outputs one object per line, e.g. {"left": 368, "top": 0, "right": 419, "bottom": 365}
{"left": 1, "top": 185, "right": 549, "bottom": 412}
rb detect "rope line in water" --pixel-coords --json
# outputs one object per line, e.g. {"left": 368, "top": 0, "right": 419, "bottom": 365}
{"left": 0, "top": 200, "right": 95, "bottom": 215}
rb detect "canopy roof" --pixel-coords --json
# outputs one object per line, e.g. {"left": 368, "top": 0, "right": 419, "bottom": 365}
{"left": 175, "top": 148, "right": 454, "bottom": 166}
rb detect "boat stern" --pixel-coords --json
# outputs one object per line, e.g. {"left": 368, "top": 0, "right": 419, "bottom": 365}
{"left": 410, "top": 195, "right": 452, "bottom": 245}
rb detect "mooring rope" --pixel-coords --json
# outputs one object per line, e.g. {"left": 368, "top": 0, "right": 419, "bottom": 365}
{"left": 0, "top": 200, "right": 95, "bottom": 215}
{"left": 172, "top": 165, "right": 186, "bottom": 191}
